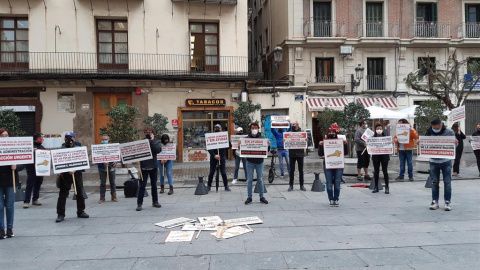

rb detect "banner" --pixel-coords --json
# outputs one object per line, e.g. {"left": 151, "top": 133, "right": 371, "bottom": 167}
{"left": 91, "top": 143, "right": 121, "bottom": 164}
{"left": 239, "top": 138, "right": 268, "bottom": 158}
{"left": 51, "top": 146, "right": 90, "bottom": 174}
{"left": 35, "top": 149, "right": 51, "bottom": 176}
{"left": 205, "top": 131, "right": 229, "bottom": 150}
{"left": 396, "top": 124, "right": 411, "bottom": 144}
{"left": 157, "top": 143, "right": 177, "bottom": 160}
{"left": 283, "top": 132, "right": 308, "bottom": 149}
{"left": 323, "top": 139, "right": 345, "bottom": 169}
{"left": 451, "top": 106, "right": 465, "bottom": 122}
{"left": 470, "top": 137, "right": 480, "bottom": 151}
{"left": 361, "top": 128, "right": 375, "bottom": 142}
{"left": 270, "top": 115, "right": 290, "bottom": 129}
{"left": 230, "top": 135, "right": 248, "bottom": 149}
{"left": 0, "top": 137, "right": 34, "bottom": 166}
{"left": 418, "top": 136, "right": 456, "bottom": 159}
{"left": 367, "top": 136, "right": 394, "bottom": 155}
{"left": 119, "top": 139, "right": 153, "bottom": 164}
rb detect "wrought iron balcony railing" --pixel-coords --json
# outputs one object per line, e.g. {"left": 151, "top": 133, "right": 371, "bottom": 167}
{"left": 357, "top": 22, "right": 400, "bottom": 38}
{"left": 458, "top": 22, "right": 480, "bottom": 38}
{"left": 171, "top": 0, "right": 237, "bottom": 4}
{"left": 410, "top": 22, "right": 451, "bottom": 38}
{"left": 366, "top": 75, "right": 387, "bottom": 90}
{"left": 303, "top": 20, "right": 346, "bottom": 38}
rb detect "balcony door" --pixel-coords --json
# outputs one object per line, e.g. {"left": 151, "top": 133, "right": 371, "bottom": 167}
{"left": 94, "top": 93, "right": 132, "bottom": 144}
{"left": 313, "top": 2, "right": 332, "bottom": 37}
{"left": 190, "top": 23, "right": 219, "bottom": 72}
{"left": 416, "top": 3, "right": 438, "bottom": 37}
{"left": 466, "top": 4, "right": 480, "bottom": 38}
{"left": 315, "top": 58, "right": 334, "bottom": 83}
{"left": 97, "top": 20, "right": 128, "bottom": 70}
{"left": 367, "top": 58, "right": 385, "bottom": 90}
{"left": 366, "top": 2, "right": 383, "bottom": 37}
{"left": 0, "top": 18, "right": 28, "bottom": 70}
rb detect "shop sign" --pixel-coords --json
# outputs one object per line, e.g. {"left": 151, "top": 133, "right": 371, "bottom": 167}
{"left": 172, "top": 119, "right": 178, "bottom": 128}
{"left": 186, "top": 99, "right": 226, "bottom": 107}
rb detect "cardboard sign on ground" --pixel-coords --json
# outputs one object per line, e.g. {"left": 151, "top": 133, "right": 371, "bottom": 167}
{"left": 119, "top": 139, "right": 153, "bottom": 164}
{"left": 205, "top": 131, "right": 229, "bottom": 150}
{"left": 418, "top": 136, "right": 456, "bottom": 159}
{"left": 223, "top": 216, "right": 263, "bottom": 226}
{"left": 198, "top": 216, "right": 223, "bottom": 225}
{"left": 239, "top": 138, "right": 269, "bottom": 158}
{"left": 51, "top": 147, "right": 90, "bottom": 174}
{"left": 396, "top": 124, "right": 411, "bottom": 144}
{"left": 0, "top": 137, "right": 34, "bottom": 166}
{"left": 35, "top": 149, "right": 51, "bottom": 176}
{"left": 323, "top": 139, "right": 345, "bottom": 169}
{"left": 91, "top": 143, "right": 121, "bottom": 164}
{"left": 283, "top": 132, "right": 308, "bottom": 149}
{"left": 367, "top": 136, "right": 394, "bottom": 155}
{"left": 270, "top": 115, "right": 290, "bottom": 129}
{"left": 164, "top": 231, "right": 195, "bottom": 242}
{"left": 181, "top": 223, "right": 217, "bottom": 231}
{"left": 154, "top": 217, "right": 196, "bottom": 228}
{"left": 157, "top": 143, "right": 177, "bottom": 160}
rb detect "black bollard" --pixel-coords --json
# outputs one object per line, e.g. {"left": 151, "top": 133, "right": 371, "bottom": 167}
{"left": 311, "top": 172, "right": 325, "bottom": 192}
{"left": 369, "top": 177, "right": 383, "bottom": 190}
{"left": 195, "top": 176, "right": 209, "bottom": 195}
{"left": 254, "top": 180, "right": 267, "bottom": 193}
{"left": 425, "top": 176, "right": 433, "bottom": 188}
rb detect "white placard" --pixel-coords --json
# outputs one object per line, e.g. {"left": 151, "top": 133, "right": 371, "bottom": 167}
{"left": 223, "top": 216, "right": 263, "bottom": 226}
{"left": 338, "top": 134, "right": 347, "bottom": 141}
{"left": 205, "top": 131, "right": 229, "bottom": 150}
{"left": 451, "top": 106, "right": 465, "bottom": 122}
{"left": 230, "top": 135, "right": 248, "bottom": 149}
{"left": 361, "top": 128, "right": 375, "bottom": 142}
{"left": 51, "top": 147, "right": 90, "bottom": 174}
{"left": 119, "top": 139, "right": 153, "bottom": 164}
{"left": 198, "top": 216, "right": 223, "bottom": 225}
{"left": 471, "top": 137, "right": 480, "bottom": 151}
{"left": 323, "top": 139, "right": 345, "bottom": 169}
{"left": 220, "top": 226, "right": 253, "bottom": 239}
{"left": 396, "top": 124, "right": 411, "bottom": 144}
{"left": 0, "top": 137, "right": 34, "bottom": 166}
{"left": 164, "top": 231, "right": 195, "bottom": 243}
{"left": 35, "top": 149, "right": 51, "bottom": 176}
{"left": 157, "top": 143, "right": 177, "bottom": 160}
{"left": 270, "top": 115, "right": 290, "bottom": 129}
{"left": 367, "top": 136, "right": 394, "bottom": 155}
{"left": 181, "top": 223, "right": 217, "bottom": 231}
{"left": 91, "top": 143, "right": 121, "bottom": 164}
{"left": 418, "top": 136, "right": 456, "bottom": 159}
{"left": 239, "top": 138, "right": 269, "bottom": 158}
{"left": 154, "top": 217, "right": 196, "bottom": 228}
{"left": 283, "top": 132, "right": 308, "bottom": 149}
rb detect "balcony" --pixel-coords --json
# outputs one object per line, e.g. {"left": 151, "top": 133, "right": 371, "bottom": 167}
{"left": 409, "top": 22, "right": 451, "bottom": 39}
{"left": 0, "top": 52, "right": 261, "bottom": 80}
{"left": 171, "top": 0, "right": 237, "bottom": 4}
{"left": 357, "top": 22, "right": 399, "bottom": 38}
{"left": 366, "top": 75, "right": 387, "bottom": 90}
{"left": 458, "top": 22, "right": 480, "bottom": 39}
{"left": 306, "top": 76, "right": 346, "bottom": 91}
{"left": 303, "top": 20, "right": 346, "bottom": 40}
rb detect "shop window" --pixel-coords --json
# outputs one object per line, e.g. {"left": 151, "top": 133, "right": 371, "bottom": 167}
{"left": 182, "top": 111, "right": 229, "bottom": 149}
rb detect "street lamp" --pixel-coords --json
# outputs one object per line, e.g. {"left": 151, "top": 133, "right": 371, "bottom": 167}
{"left": 272, "top": 46, "right": 284, "bottom": 106}
{"left": 351, "top": 64, "right": 364, "bottom": 93}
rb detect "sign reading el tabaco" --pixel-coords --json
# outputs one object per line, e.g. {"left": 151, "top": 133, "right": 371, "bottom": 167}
{"left": 186, "top": 99, "right": 226, "bottom": 107}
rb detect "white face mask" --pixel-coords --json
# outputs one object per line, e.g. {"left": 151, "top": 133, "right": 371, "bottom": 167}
{"left": 251, "top": 129, "right": 258, "bottom": 135}
{"left": 376, "top": 130, "right": 383, "bottom": 134}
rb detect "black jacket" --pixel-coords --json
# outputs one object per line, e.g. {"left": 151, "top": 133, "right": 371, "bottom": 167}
{"left": 371, "top": 132, "right": 390, "bottom": 162}
{"left": 208, "top": 148, "right": 227, "bottom": 160}
{"left": 26, "top": 142, "right": 46, "bottom": 175}
{"left": 288, "top": 127, "right": 306, "bottom": 158}
{"left": 140, "top": 139, "right": 162, "bottom": 169}
{"left": 0, "top": 165, "right": 20, "bottom": 188}
{"left": 454, "top": 131, "right": 466, "bottom": 150}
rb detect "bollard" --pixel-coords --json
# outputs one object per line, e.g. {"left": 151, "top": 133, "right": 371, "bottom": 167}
{"left": 311, "top": 172, "right": 325, "bottom": 192}
{"left": 369, "top": 177, "right": 383, "bottom": 190}
{"left": 425, "top": 176, "right": 433, "bottom": 188}
{"left": 195, "top": 176, "right": 209, "bottom": 195}
{"left": 254, "top": 180, "right": 267, "bottom": 193}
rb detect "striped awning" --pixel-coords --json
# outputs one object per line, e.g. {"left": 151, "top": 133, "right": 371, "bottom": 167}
{"left": 306, "top": 97, "right": 348, "bottom": 111}
{"left": 357, "top": 97, "right": 398, "bottom": 109}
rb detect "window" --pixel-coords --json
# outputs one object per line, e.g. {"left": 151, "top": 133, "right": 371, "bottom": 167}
{"left": 418, "top": 57, "right": 436, "bottom": 77}
{"left": 315, "top": 58, "right": 334, "bottom": 83}
{"left": 366, "top": 2, "right": 383, "bottom": 37}
{"left": 416, "top": 2, "right": 438, "bottom": 37}
{"left": 367, "top": 58, "right": 385, "bottom": 90}
{"left": 465, "top": 4, "right": 480, "bottom": 38}
{"left": 97, "top": 20, "right": 128, "bottom": 70}
{"left": 182, "top": 111, "right": 229, "bottom": 149}
{"left": 0, "top": 18, "right": 28, "bottom": 70}
{"left": 313, "top": 2, "right": 332, "bottom": 37}
{"left": 190, "top": 23, "right": 219, "bottom": 72}
{"left": 467, "top": 57, "right": 480, "bottom": 75}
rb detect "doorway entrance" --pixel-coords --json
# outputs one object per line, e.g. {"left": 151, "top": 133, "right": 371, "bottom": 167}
{"left": 94, "top": 93, "right": 132, "bottom": 144}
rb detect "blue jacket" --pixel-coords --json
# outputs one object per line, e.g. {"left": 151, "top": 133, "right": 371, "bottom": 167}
{"left": 271, "top": 127, "right": 289, "bottom": 149}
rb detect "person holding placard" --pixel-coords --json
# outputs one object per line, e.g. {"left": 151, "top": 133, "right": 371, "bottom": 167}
{"left": 451, "top": 123, "right": 466, "bottom": 177}
{"left": 158, "top": 134, "right": 174, "bottom": 195}
{"left": 271, "top": 126, "right": 290, "bottom": 177}
{"left": 23, "top": 132, "right": 45, "bottom": 209}
{"left": 469, "top": 123, "right": 480, "bottom": 177}
{"left": 371, "top": 124, "right": 391, "bottom": 194}
{"left": 394, "top": 119, "right": 418, "bottom": 181}
{"left": 354, "top": 120, "right": 372, "bottom": 181}
{"left": 137, "top": 128, "right": 162, "bottom": 211}
{"left": 207, "top": 124, "right": 231, "bottom": 192}
{"left": 232, "top": 127, "right": 247, "bottom": 184}
{"left": 0, "top": 129, "right": 17, "bottom": 239}
{"left": 97, "top": 134, "right": 118, "bottom": 203}
{"left": 287, "top": 121, "right": 306, "bottom": 191}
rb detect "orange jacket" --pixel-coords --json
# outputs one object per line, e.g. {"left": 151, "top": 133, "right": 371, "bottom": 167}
{"left": 394, "top": 128, "right": 419, "bottom": 152}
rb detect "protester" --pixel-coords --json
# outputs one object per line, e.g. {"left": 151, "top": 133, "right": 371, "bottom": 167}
{"left": 232, "top": 127, "right": 247, "bottom": 184}
{"left": 158, "top": 134, "right": 174, "bottom": 195}
{"left": 0, "top": 129, "right": 16, "bottom": 238}
{"left": 426, "top": 118, "right": 457, "bottom": 211}
{"left": 97, "top": 134, "right": 117, "bottom": 203}
{"left": 371, "top": 124, "right": 390, "bottom": 194}
{"left": 56, "top": 132, "right": 89, "bottom": 222}
{"left": 23, "top": 132, "right": 45, "bottom": 208}
{"left": 240, "top": 122, "right": 269, "bottom": 205}
{"left": 136, "top": 128, "right": 162, "bottom": 211}
{"left": 318, "top": 128, "right": 348, "bottom": 206}
{"left": 469, "top": 123, "right": 480, "bottom": 177}
{"left": 207, "top": 124, "right": 231, "bottom": 192}
{"left": 287, "top": 120, "right": 306, "bottom": 191}
{"left": 271, "top": 125, "right": 290, "bottom": 177}
{"left": 354, "top": 120, "right": 371, "bottom": 181}
{"left": 451, "top": 123, "right": 466, "bottom": 177}
{"left": 394, "top": 119, "right": 419, "bottom": 181}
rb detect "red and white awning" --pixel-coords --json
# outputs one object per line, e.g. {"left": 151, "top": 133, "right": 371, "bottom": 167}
{"left": 307, "top": 97, "right": 348, "bottom": 111}
{"left": 357, "top": 97, "right": 398, "bottom": 109}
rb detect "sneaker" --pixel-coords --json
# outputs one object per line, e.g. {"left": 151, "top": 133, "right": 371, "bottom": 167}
{"left": 260, "top": 197, "right": 269, "bottom": 204}
{"left": 364, "top": 175, "right": 372, "bottom": 180}
{"left": 152, "top": 202, "right": 161, "bottom": 208}
{"left": 429, "top": 200, "right": 439, "bottom": 210}
{"left": 288, "top": 186, "right": 293, "bottom": 191}
{"left": 334, "top": 200, "right": 340, "bottom": 207}
{"left": 329, "top": 200, "right": 335, "bottom": 207}
{"left": 300, "top": 186, "right": 306, "bottom": 191}
{"left": 444, "top": 201, "right": 452, "bottom": 211}
{"left": 136, "top": 205, "right": 142, "bottom": 211}
{"left": 280, "top": 174, "right": 284, "bottom": 177}
{"left": 77, "top": 212, "right": 89, "bottom": 218}
{"left": 6, "top": 228, "right": 14, "bottom": 238}
{"left": 98, "top": 198, "right": 105, "bottom": 204}
{"left": 395, "top": 176, "right": 404, "bottom": 181}
{"left": 0, "top": 228, "right": 5, "bottom": 239}
{"left": 232, "top": 179, "right": 237, "bottom": 184}
{"left": 23, "top": 203, "right": 29, "bottom": 209}
{"left": 356, "top": 175, "right": 363, "bottom": 181}
{"left": 55, "top": 215, "right": 65, "bottom": 223}
{"left": 32, "top": 201, "right": 42, "bottom": 206}
{"left": 244, "top": 197, "right": 252, "bottom": 205}
{"left": 409, "top": 177, "right": 414, "bottom": 181}
{"left": 225, "top": 186, "right": 231, "bottom": 192}
{"left": 207, "top": 186, "right": 211, "bottom": 192}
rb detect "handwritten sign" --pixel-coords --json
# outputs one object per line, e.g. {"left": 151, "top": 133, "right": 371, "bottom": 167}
{"left": 361, "top": 128, "right": 375, "bottom": 142}
{"left": 0, "top": 137, "right": 34, "bottom": 166}
{"left": 35, "top": 149, "right": 51, "bottom": 176}
{"left": 157, "top": 143, "right": 176, "bottom": 160}
{"left": 283, "top": 132, "right": 308, "bottom": 149}
{"left": 471, "top": 137, "right": 480, "bottom": 151}
{"left": 91, "top": 143, "right": 121, "bottom": 164}
{"left": 51, "top": 147, "right": 90, "bottom": 174}
{"left": 231, "top": 135, "right": 248, "bottom": 149}
{"left": 205, "top": 131, "right": 229, "bottom": 150}
{"left": 323, "top": 139, "right": 345, "bottom": 169}
{"left": 396, "top": 124, "right": 411, "bottom": 144}
{"left": 418, "top": 136, "right": 456, "bottom": 159}
{"left": 119, "top": 139, "right": 153, "bottom": 164}
{"left": 451, "top": 106, "right": 465, "bottom": 122}
{"left": 367, "top": 136, "right": 394, "bottom": 155}
{"left": 239, "top": 138, "right": 268, "bottom": 158}
{"left": 270, "top": 115, "right": 290, "bottom": 129}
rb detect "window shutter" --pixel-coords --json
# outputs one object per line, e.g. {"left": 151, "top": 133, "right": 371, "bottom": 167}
{"left": 432, "top": 3, "right": 438, "bottom": 22}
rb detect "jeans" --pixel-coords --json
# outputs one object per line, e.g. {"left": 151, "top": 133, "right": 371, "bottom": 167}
{"left": 57, "top": 172, "right": 85, "bottom": 216}
{"left": 246, "top": 161, "right": 264, "bottom": 198}
{"left": 453, "top": 147, "right": 463, "bottom": 174}
{"left": 208, "top": 158, "right": 228, "bottom": 187}
{"left": 324, "top": 169, "right": 342, "bottom": 201}
{"left": 373, "top": 157, "right": 389, "bottom": 187}
{"left": 398, "top": 150, "right": 413, "bottom": 178}
{"left": 0, "top": 186, "right": 14, "bottom": 229}
{"left": 24, "top": 173, "right": 44, "bottom": 203}
{"left": 99, "top": 168, "right": 116, "bottom": 198}
{"left": 277, "top": 149, "right": 290, "bottom": 175}
{"left": 289, "top": 156, "right": 304, "bottom": 186}
{"left": 233, "top": 156, "right": 247, "bottom": 180}
{"left": 430, "top": 161, "right": 452, "bottom": 202}
{"left": 138, "top": 169, "right": 159, "bottom": 205}
{"left": 158, "top": 160, "right": 173, "bottom": 186}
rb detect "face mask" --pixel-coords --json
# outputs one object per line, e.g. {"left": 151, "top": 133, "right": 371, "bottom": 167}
{"left": 162, "top": 140, "right": 168, "bottom": 144}
{"left": 327, "top": 134, "right": 336, "bottom": 139}
{"left": 376, "top": 130, "right": 383, "bottom": 134}
{"left": 251, "top": 129, "right": 258, "bottom": 136}
{"left": 215, "top": 129, "right": 220, "bottom": 133}
{"left": 64, "top": 139, "right": 74, "bottom": 148}
{"left": 432, "top": 128, "right": 441, "bottom": 133}
{"left": 365, "top": 124, "right": 368, "bottom": 129}
{"left": 38, "top": 138, "right": 44, "bottom": 144}
{"left": 101, "top": 140, "right": 109, "bottom": 144}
